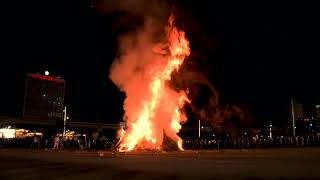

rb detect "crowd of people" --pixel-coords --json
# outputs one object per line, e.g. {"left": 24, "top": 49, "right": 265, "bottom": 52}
{"left": 184, "top": 134, "right": 320, "bottom": 149}
{"left": 1, "top": 134, "right": 320, "bottom": 151}
{"left": 0, "top": 135, "right": 118, "bottom": 151}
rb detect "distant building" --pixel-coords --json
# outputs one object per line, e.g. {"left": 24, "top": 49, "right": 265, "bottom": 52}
{"left": 292, "top": 101, "right": 304, "bottom": 120}
{"left": 316, "top": 105, "right": 320, "bottom": 120}
{"left": 23, "top": 73, "right": 65, "bottom": 126}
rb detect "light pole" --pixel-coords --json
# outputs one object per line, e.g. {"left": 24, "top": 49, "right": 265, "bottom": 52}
{"left": 269, "top": 124, "right": 272, "bottom": 138}
{"left": 63, "top": 106, "right": 67, "bottom": 135}
{"left": 291, "top": 99, "right": 296, "bottom": 137}
{"left": 198, "top": 120, "right": 201, "bottom": 138}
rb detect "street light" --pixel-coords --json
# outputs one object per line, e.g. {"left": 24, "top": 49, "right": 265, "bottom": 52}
{"left": 291, "top": 99, "right": 296, "bottom": 136}
{"left": 63, "top": 106, "right": 67, "bottom": 135}
{"left": 45, "top": 71, "right": 49, "bottom": 76}
{"left": 198, "top": 120, "right": 201, "bottom": 138}
{"left": 269, "top": 125, "right": 272, "bottom": 138}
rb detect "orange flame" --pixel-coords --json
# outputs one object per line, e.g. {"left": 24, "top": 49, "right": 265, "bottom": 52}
{"left": 117, "top": 15, "right": 190, "bottom": 152}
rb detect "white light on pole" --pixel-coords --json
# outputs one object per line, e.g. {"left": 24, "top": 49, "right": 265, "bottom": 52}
{"left": 45, "top": 71, "right": 49, "bottom": 76}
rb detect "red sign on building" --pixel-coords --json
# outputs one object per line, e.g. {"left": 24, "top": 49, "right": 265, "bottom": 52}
{"left": 30, "top": 74, "right": 65, "bottom": 83}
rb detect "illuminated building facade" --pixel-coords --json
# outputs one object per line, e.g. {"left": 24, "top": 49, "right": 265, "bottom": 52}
{"left": 23, "top": 73, "right": 65, "bottom": 126}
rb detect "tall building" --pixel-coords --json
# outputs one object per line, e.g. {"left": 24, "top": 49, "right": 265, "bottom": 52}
{"left": 316, "top": 105, "right": 320, "bottom": 120}
{"left": 23, "top": 73, "right": 65, "bottom": 126}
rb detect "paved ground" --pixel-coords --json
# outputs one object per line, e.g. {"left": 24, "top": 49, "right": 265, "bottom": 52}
{"left": 1, "top": 148, "right": 320, "bottom": 180}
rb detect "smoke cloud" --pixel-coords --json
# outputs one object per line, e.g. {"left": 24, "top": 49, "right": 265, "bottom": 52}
{"left": 95, "top": 0, "right": 171, "bottom": 23}
{"left": 105, "top": 0, "right": 253, "bottom": 138}
{"left": 171, "top": 59, "right": 254, "bottom": 136}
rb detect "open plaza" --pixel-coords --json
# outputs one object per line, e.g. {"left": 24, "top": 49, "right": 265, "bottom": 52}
{"left": 1, "top": 148, "right": 320, "bottom": 180}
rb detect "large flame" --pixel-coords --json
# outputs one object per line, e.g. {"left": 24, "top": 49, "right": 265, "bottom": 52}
{"left": 116, "top": 15, "right": 190, "bottom": 152}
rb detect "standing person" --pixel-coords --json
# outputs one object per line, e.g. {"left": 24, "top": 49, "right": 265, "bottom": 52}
{"left": 301, "top": 136, "right": 305, "bottom": 148}
{"left": 33, "top": 136, "right": 38, "bottom": 149}
{"left": 59, "top": 137, "right": 64, "bottom": 151}
{"left": 78, "top": 138, "right": 83, "bottom": 150}
{"left": 44, "top": 138, "right": 49, "bottom": 151}
{"left": 66, "top": 138, "right": 71, "bottom": 150}
{"left": 71, "top": 138, "right": 76, "bottom": 150}
{"left": 296, "top": 136, "right": 300, "bottom": 147}
{"left": 53, "top": 136, "right": 60, "bottom": 150}
{"left": 87, "top": 139, "right": 91, "bottom": 151}
{"left": 38, "top": 136, "right": 41, "bottom": 149}
{"left": 28, "top": 137, "right": 33, "bottom": 149}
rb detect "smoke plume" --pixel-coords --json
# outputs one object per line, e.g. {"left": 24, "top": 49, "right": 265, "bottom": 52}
{"left": 106, "top": 0, "right": 253, "bottom": 140}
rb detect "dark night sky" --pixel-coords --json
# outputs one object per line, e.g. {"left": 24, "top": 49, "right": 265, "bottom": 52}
{"left": 1, "top": 0, "right": 319, "bottom": 125}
